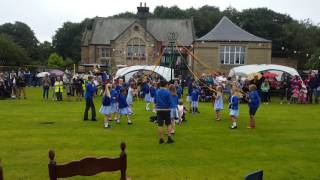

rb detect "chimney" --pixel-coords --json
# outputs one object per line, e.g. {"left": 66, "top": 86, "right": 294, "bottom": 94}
{"left": 137, "top": 2, "right": 150, "bottom": 28}
{"left": 137, "top": 2, "right": 149, "bottom": 19}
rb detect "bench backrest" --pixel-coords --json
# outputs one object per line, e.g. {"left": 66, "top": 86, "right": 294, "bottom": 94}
{"left": 48, "top": 142, "right": 126, "bottom": 180}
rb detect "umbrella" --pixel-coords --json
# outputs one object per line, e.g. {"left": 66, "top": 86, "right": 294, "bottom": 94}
{"left": 36, "top": 72, "right": 50, "bottom": 78}
{"left": 263, "top": 72, "right": 278, "bottom": 78}
{"left": 49, "top": 69, "right": 64, "bottom": 76}
{"left": 247, "top": 72, "right": 262, "bottom": 80}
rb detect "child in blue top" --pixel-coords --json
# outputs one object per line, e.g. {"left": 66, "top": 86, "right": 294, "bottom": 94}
{"left": 191, "top": 86, "right": 200, "bottom": 114}
{"left": 99, "top": 84, "right": 112, "bottom": 128}
{"left": 155, "top": 80, "right": 174, "bottom": 144}
{"left": 186, "top": 82, "right": 193, "bottom": 110}
{"left": 117, "top": 89, "right": 132, "bottom": 125}
{"left": 110, "top": 83, "right": 119, "bottom": 121}
{"left": 247, "top": 84, "right": 260, "bottom": 129}
{"left": 229, "top": 88, "right": 240, "bottom": 129}
{"left": 149, "top": 82, "right": 156, "bottom": 112}
{"left": 176, "top": 81, "right": 183, "bottom": 99}
{"left": 142, "top": 80, "right": 151, "bottom": 111}
{"left": 213, "top": 86, "right": 224, "bottom": 121}
{"left": 169, "top": 84, "right": 179, "bottom": 134}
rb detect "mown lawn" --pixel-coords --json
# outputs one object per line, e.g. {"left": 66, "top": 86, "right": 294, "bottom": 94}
{"left": 0, "top": 87, "right": 320, "bottom": 180}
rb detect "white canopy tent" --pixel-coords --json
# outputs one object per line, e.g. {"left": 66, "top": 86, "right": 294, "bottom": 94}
{"left": 115, "top": 65, "right": 174, "bottom": 82}
{"left": 228, "top": 64, "right": 300, "bottom": 80}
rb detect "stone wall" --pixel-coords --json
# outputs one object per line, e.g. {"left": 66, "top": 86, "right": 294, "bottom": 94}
{"left": 193, "top": 41, "right": 272, "bottom": 74}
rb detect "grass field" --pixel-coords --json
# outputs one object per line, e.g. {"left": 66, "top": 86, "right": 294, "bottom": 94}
{"left": 0, "top": 87, "right": 320, "bottom": 180}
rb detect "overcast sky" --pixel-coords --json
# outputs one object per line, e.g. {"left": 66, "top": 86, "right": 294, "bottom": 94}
{"left": 1, "top": 0, "right": 319, "bottom": 42}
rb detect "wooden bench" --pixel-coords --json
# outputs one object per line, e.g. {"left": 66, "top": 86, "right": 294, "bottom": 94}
{"left": 0, "top": 159, "right": 3, "bottom": 180}
{"left": 48, "top": 142, "right": 127, "bottom": 180}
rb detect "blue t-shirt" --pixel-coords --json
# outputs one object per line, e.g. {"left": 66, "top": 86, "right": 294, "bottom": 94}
{"left": 155, "top": 88, "right": 172, "bottom": 109}
{"left": 191, "top": 89, "right": 199, "bottom": 101}
{"left": 84, "top": 82, "right": 96, "bottom": 99}
{"left": 142, "top": 83, "right": 150, "bottom": 94}
{"left": 170, "top": 94, "right": 179, "bottom": 108}
{"left": 115, "top": 85, "right": 123, "bottom": 93}
{"left": 188, "top": 84, "right": 193, "bottom": 96}
{"left": 102, "top": 95, "right": 111, "bottom": 106}
{"left": 248, "top": 91, "right": 260, "bottom": 109}
{"left": 118, "top": 94, "right": 128, "bottom": 109}
{"left": 111, "top": 89, "right": 119, "bottom": 103}
{"left": 229, "top": 95, "right": 239, "bottom": 110}
{"left": 176, "top": 86, "right": 183, "bottom": 98}
{"left": 150, "top": 86, "right": 156, "bottom": 97}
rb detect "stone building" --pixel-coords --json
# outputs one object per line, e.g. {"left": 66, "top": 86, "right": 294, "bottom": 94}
{"left": 80, "top": 3, "right": 195, "bottom": 73}
{"left": 193, "top": 16, "right": 272, "bottom": 74}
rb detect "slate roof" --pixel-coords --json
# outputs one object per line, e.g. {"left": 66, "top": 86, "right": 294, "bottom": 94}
{"left": 197, "top": 16, "right": 271, "bottom": 42}
{"left": 83, "top": 17, "right": 195, "bottom": 46}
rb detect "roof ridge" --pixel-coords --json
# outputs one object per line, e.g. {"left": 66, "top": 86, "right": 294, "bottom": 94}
{"left": 223, "top": 16, "right": 269, "bottom": 41}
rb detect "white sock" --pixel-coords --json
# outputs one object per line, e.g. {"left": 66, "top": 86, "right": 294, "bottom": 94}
{"left": 233, "top": 122, "right": 237, "bottom": 126}
{"left": 104, "top": 122, "right": 109, "bottom": 127}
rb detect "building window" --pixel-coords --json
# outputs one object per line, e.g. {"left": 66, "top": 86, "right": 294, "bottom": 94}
{"left": 101, "top": 48, "right": 111, "bottom": 58}
{"left": 127, "top": 38, "right": 145, "bottom": 59}
{"left": 220, "top": 45, "right": 245, "bottom": 65}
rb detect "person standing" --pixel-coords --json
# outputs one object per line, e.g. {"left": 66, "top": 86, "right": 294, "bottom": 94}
{"left": 17, "top": 74, "right": 27, "bottom": 99}
{"left": 84, "top": 76, "right": 97, "bottom": 121}
{"left": 42, "top": 74, "right": 51, "bottom": 100}
{"left": 54, "top": 77, "right": 63, "bottom": 101}
{"left": 247, "top": 84, "right": 260, "bottom": 129}
{"left": 155, "top": 80, "right": 174, "bottom": 144}
{"left": 261, "top": 79, "right": 270, "bottom": 104}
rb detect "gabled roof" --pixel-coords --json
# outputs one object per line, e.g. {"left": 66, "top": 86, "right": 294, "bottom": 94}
{"left": 147, "top": 19, "right": 194, "bottom": 46}
{"left": 197, "top": 16, "right": 271, "bottom": 42}
{"left": 87, "top": 17, "right": 194, "bottom": 46}
{"left": 91, "top": 17, "right": 136, "bottom": 45}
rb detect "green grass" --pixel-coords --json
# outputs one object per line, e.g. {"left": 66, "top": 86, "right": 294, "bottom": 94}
{"left": 0, "top": 88, "right": 320, "bottom": 180}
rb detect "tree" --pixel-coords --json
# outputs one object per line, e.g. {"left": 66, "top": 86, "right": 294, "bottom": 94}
{"left": 47, "top": 53, "right": 65, "bottom": 68}
{"left": 0, "top": 34, "right": 28, "bottom": 66}
{"left": 37, "top": 41, "right": 54, "bottom": 65}
{"left": 306, "top": 48, "right": 320, "bottom": 69}
{"left": 0, "top": 21, "right": 39, "bottom": 61}
{"left": 52, "top": 18, "right": 94, "bottom": 64}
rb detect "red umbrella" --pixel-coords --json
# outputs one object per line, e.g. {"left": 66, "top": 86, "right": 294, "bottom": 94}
{"left": 263, "top": 72, "right": 278, "bottom": 78}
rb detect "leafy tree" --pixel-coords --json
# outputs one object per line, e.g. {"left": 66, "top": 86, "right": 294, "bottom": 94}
{"left": 306, "top": 48, "right": 320, "bottom": 69}
{"left": 47, "top": 53, "right": 65, "bottom": 68}
{"left": 113, "top": 12, "right": 137, "bottom": 18}
{"left": 0, "top": 34, "right": 28, "bottom": 66}
{"left": 37, "top": 41, "right": 54, "bottom": 65}
{"left": 0, "top": 21, "right": 39, "bottom": 61}
{"left": 52, "top": 18, "right": 93, "bottom": 64}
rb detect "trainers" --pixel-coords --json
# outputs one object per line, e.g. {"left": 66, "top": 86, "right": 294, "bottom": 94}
{"left": 167, "top": 137, "right": 174, "bottom": 144}
{"left": 127, "top": 121, "right": 133, "bottom": 125}
{"left": 104, "top": 125, "right": 112, "bottom": 128}
{"left": 159, "top": 138, "right": 165, "bottom": 144}
{"left": 230, "top": 125, "right": 237, "bottom": 129}
{"left": 116, "top": 119, "right": 120, "bottom": 124}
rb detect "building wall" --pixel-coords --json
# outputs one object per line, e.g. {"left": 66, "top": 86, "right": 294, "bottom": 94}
{"left": 111, "top": 22, "right": 159, "bottom": 72}
{"left": 193, "top": 42, "right": 272, "bottom": 74}
{"left": 80, "top": 22, "right": 161, "bottom": 73}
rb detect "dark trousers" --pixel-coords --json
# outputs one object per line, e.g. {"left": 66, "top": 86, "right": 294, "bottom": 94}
{"left": 43, "top": 86, "right": 49, "bottom": 99}
{"left": 262, "top": 92, "right": 269, "bottom": 102}
{"left": 56, "top": 92, "right": 63, "bottom": 101}
{"left": 84, "top": 98, "right": 96, "bottom": 120}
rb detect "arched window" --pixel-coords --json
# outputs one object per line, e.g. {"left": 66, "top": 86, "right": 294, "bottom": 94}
{"left": 127, "top": 38, "right": 145, "bottom": 59}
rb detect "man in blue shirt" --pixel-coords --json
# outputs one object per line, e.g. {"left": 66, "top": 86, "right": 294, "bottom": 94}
{"left": 84, "top": 76, "right": 97, "bottom": 121}
{"left": 155, "top": 80, "right": 174, "bottom": 144}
